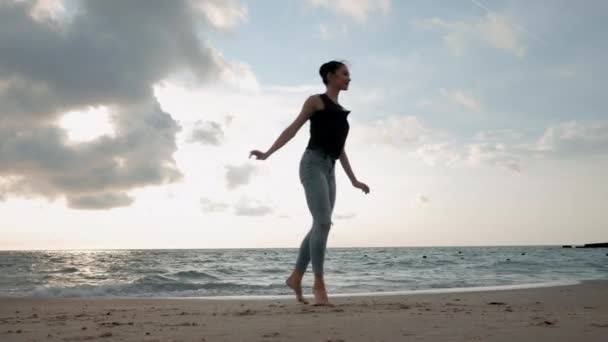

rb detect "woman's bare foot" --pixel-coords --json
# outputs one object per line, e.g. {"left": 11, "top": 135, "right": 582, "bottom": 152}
{"left": 286, "top": 274, "right": 308, "bottom": 304}
{"left": 312, "top": 286, "right": 332, "bottom": 306}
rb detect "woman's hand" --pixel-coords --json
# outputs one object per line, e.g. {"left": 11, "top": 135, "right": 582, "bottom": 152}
{"left": 249, "top": 150, "right": 268, "bottom": 160}
{"left": 352, "top": 180, "right": 370, "bottom": 194}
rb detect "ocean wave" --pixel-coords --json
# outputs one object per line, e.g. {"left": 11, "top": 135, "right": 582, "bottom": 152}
{"left": 134, "top": 274, "right": 178, "bottom": 284}
{"left": 45, "top": 267, "right": 79, "bottom": 274}
{"left": 25, "top": 279, "right": 283, "bottom": 298}
{"left": 258, "top": 267, "right": 285, "bottom": 274}
{"left": 2, "top": 247, "right": 607, "bottom": 298}
{"left": 212, "top": 267, "right": 243, "bottom": 275}
{"left": 170, "top": 270, "right": 220, "bottom": 280}
{"left": 132, "top": 268, "right": 169, "bottom": 275}
{"left": 491, "top": 259, "right": 544, "bottom": 267}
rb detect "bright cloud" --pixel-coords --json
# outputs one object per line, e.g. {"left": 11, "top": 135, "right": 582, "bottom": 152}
{"left": 418, "top": 13, "right": 526, "bottom": 58}
{"left": 58, "top": 106, "right": 115, "bottom": 143}
{"left": 414, "top": 143, "right": 462, "bottom": 167}
{"left": 191, "top": 0, "right": 248, "bottom": 30}
{"left": 307, "top": 0, "right": 391, "bottom": 22}
{"left": 357, "top": 115, "right": 434, "bottom": 147}
{"left": 465, "top": 142, "right": 522, "bottom": 173}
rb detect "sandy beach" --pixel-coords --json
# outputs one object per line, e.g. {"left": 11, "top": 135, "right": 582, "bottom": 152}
{"left": 1, "top": 280, "right": 606, "bottom": 341}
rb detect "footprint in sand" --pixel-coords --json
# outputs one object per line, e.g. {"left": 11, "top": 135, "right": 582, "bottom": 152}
{"left": 532, "top": 319, "right": 557, "bottom": 327}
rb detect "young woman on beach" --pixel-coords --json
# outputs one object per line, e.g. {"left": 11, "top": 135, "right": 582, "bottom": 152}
{"left": 249, "top": 61, "right": 370, "bottom": 305}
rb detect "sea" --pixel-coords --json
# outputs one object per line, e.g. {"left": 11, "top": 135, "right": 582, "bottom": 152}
{"left": 1, "top": 246, "right": 606, "bottom": 298}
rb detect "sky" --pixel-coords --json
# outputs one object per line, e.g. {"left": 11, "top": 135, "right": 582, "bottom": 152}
{"left": 0, "top": 0, "right": 606, "bottom": 250}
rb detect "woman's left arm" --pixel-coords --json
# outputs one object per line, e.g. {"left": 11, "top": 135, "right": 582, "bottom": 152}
{"left": 339, "top": 149, "right": 370, "bottom": 194}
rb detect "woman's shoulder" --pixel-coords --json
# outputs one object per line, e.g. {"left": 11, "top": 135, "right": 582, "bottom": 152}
{"left": 304, "top": 93, "right": 326, "bottom": 113}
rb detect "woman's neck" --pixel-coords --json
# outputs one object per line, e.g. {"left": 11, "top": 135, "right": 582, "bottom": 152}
{"left": 325, "top": 88, "right": 340, "bottom": 104}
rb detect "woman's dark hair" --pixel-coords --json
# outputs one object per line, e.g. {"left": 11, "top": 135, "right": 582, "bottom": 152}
{"left": 319, "top": 60, "right": 347, "bottom": 85}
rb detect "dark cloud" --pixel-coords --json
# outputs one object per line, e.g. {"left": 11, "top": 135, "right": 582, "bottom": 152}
{"left": 0, "top": 0, "right": 239, "bottom": 209}
{"left": 67, "top": 192, "right": 134, "bottom": 210}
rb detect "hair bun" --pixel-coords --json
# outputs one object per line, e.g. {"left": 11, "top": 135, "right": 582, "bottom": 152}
{"left": 319, "top": 60, "right": 346, "bottom": 85}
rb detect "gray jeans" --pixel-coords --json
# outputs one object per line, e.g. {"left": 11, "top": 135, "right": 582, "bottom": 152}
{"left": 294, "top": 148, "right": 336, "bottom": 274}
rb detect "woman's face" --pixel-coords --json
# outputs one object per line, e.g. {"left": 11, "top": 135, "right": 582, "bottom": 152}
{"left": 329, "top": 65, "right": 351, "bottom": 90}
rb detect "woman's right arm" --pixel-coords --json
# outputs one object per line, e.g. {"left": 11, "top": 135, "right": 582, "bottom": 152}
{"left": 250, "top": 95, "right": 318, "bottom": 160}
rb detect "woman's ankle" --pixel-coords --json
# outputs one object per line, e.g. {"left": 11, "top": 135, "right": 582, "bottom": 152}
{"left": 290, "top": 270, "right": 304, "bottom": 281}
{"left": 313, "top": 282, "right": 326, "bottom": 291}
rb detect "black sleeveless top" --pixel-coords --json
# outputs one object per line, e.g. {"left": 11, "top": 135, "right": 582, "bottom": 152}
{"left": 305, "top": 93, "right": 350, "bottom": 160}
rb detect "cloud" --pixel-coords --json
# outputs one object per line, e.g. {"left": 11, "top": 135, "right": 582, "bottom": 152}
{"left": 359, "top": 113, "right": 606, "bottom": 173}
{"left": 467, "top": 129, "right": 529, "bottom": 173}
{"left": 26, "top": 0, "right": 66, "bottom": 22}
{"left": 224, "top": 164, "right": 258, "bottom": 190}
{"left": 0, "top": 99, "right": 183, "bottom": 204}
{"left": 535, "top": 120, "right": 608, "bottom": 156}
{"left": 357, "top": 114, "right": 525, "bottom": 171}
{"left": 200, "top": 197, "right": 229, "bottom": 213}
{"left": 474, "top": 129, "right": 524, "bottom": 142}
{"left": 439, "top": 88, "right": 482, "bottom": 112}
{"left": 307, "top": 0, "right": 391, "bottom": 22}
{"left": 190, "top": 0, "right": 248, "bottom": 30}
{"left": 465, "top": 120, "right": 608, "bottom": 172}
{"left": 0, "top": 0, "right": 247, "bottom": 209}
{"left": 416, "top": 195, "right": 430, "bottom": 205}
{"left": 357, "top": 114, "right": 526, "bottom": 171}
{"left": 465, "top": 142, "right": 522, "bottom": 172}
{"left": 187, "top": 120, "right": 225, "bottom": 146}
{"left": 234, "top": 197, "right": 273, "bottom": 216}
{"left": 414, "top": 143, "right": 461, "bottom": 167}
{"left": 417, "top": 13, "right": 526, "bottom": 58}
{"left": 358, "top": 115, "right": 434, "bottom": 147}
{"left": 357, "top": 114, "right": 464, "bottom": 166}
{"left": 67, "top": 192, "right": 134, "bottom": 210}
{"left": 212, "top": 49, "right": 260, "bottom": 91}
{"left": 58, "top": 106, "right": 115, "bottom": 142}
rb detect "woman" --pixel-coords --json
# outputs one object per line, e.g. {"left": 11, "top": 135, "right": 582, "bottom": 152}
{"left": 249, "top": 60, "right": 370, "bottom": 306}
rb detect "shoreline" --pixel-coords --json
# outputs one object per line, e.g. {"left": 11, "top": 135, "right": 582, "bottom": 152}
{"left": 0, "top": 277, "right": 592, "bottom": 301}
{"left": 1, "top": 280, "right": 606, "bottom": 341}
{"left": 174, "top": 280, "right": 583, "bottom": 301}
{"left": 2, "top": 279, "right": 595, "bottom": 301}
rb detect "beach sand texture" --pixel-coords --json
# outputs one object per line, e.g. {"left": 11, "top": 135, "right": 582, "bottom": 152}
{"left": 1, "top": 280, "right": 607, "bottom": 341}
